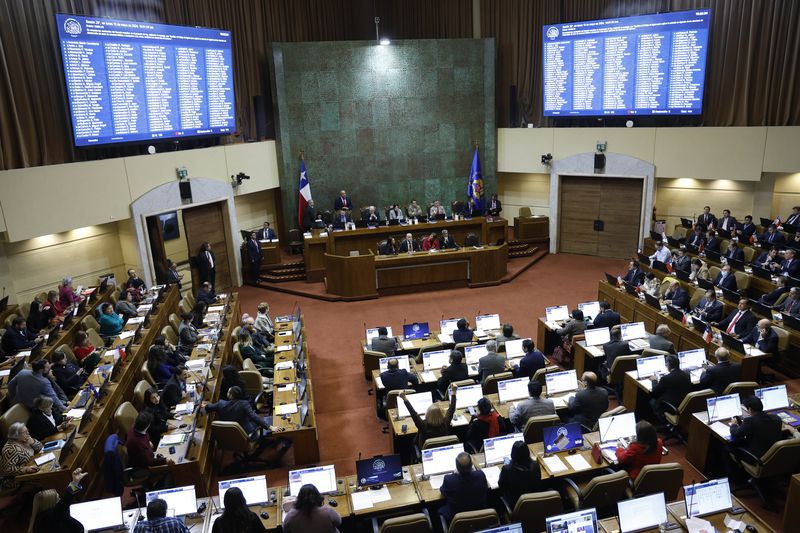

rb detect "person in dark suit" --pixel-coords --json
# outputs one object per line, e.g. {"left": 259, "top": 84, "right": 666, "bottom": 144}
{"left": 662, "top": 282, "right": 689, "bottom": 311}
{"left": 697, "top": 206, "right": 717, "bottom": 230}
{"left": 246, "top": 232, "right": 263, "bottom": 283}
{"left": 785, "top": 206, "right": 800, "bottom": 228}
{"left": 714, "top": 298, "right": 757, "bottom": 338}
{"left": 515, "top": 339, "right": 545, "bottom": 379}
{"left": 398, "top": 233, "right": 420, "bottom": 253}
{"left": 600, "top": 326, "right": 629, "bottom": 381}
{"left": 451, "top": 319, "right": 473, "bottom": 344}
{"left": 556, "top": 309, "right": 587, "bottom": 340}
{"left": 197, "top": 242, "right": 216, "bottom": 287}
{"left": 439, "top": 229, "right": 458, "bottom": 250}
{"left": 302, "top": 199, "right": 316, "bottom": 231}
{"left": 378, "top": 237, "right": 398, "bottom": 256}
{"left": 1, "top": 316, "right": 41, "bottom": 356}
{"left": 494, "top": 324, "right": 520, "bottom": 345}
{"left": 51, "top": 351, "right": 86, "bottom": 397}
{"left": 753, "top": 247, "right": 780, "bottom": 270}
{"left": 705, "top": 230, "right": 721, "bottom": 253}
{"left": 685, "top": 227, "right": 706, "bottom": 248}
{"left": 673, "top": 249, "right": 691, "bottom": 273}
{"left": 567, "top": 372, "right": 609, "bottom": 429}
{"left": 498, "top": 441, "right": 542, "bottom": 508}
{"left": 649, "top": 355, "right": 692, "bottom": 421}
{"left": 196, "top": 282, "right": 217, "bottom": 305}
{"left": 694, "top": 289, "right": 724, "bottom": 323}
{"left": 774, "top": 249, "right": 799, "bottom": 278}
{"left": 370, "top": 327, "right": 397, "bottom": 356}
{"left": 379, "top": 358, "right": 418, "bottom": 391}
{"left": 362, "top": 206, "right": 381, "bottom": 225}
{"left": 437, "top": 350, "right": 469, "bottom": 394}
{"left": 740, "top": 319, "right": 779, "bottom": 354}
{"left": 439, "top": 452, "right": 489, "bottom": 523}
{"left": 620, "top": 260, "right": 644, "bottom": 286}
{"left": 165, "top": 259, "right": 182, "bottom": 290}
{"left": 717, "top": 209, "right": 737, "bottom": 233}
{"left": 591, "top": 301, "right": 620, "bottom": 329}
{"left": 647, "top": 324, "right": 675, "bottom": 353}
{"left": 723, "top": 241, "right": 745, "bottom": 262}
{"left": 257, "top": 221, "right": 277, "bottom": 241}
{"left": 737, "top": 215, "right": 758, "bottom": 241}
{"left": 332, "top": 209, "right": 353, "bottom": 230}
{"left": 730, "top": 396, "right": 784, "bottom": 462}
{"left": 478, "top": 340, "right": 505, "bottom": 384}
{"left": 760, "top": 276, "right": 790, "bottom": 307}
{"left": 161, "top": 365, "right": 191, "bottom": 410}
{"left": 26, "top": 395, "right": 69, "bottom": 441}
{"left": 333, "top": 190, "right": 353, "bottom": 212}
{"left": 204, "top": 386, "right": 284, "bottom": 440}
{"left": 699, "top": 348, "right": 742, "bottom": 394}
{"left": 487, "top": 194, "right": 502, "bottom": 217}
{"left": 713, "top": 265, "right": 738, "bottom": 292}
{"left": 778, "top": 287, "right": 800, "bottom": 316}
{"left": 760, "top": 225, "right": 785, "bottom": 246}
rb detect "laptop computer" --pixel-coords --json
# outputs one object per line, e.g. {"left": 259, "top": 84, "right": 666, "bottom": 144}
{"left": 618, "top": 493, "right": 670, "bottom": 533}
{"left": 624, "top": 282, "right": 639, "bottom": 296}
{"left": 395, "top": 392, "right": 432, "bottom": 419}
{"left": 707, "top": 394, "right": 742, "bottom": 423}
{"left": 504, "top": 338, "right": 528, "bottom": 359}
{"left": 598, "top": 413, "right": 637, "bottom": 461}
{"left": 749, "top": 298, "right": 773, "bottom": 318}
{"left": 544, "top": 305, "right": 570, "bottom": 323}
{"left": 727, "top": 257, "right": 745, "bottom": 271}
{"left": 760, "top": 217, "right": 774, "bottom": 228}
{"left": 378, "top": 356, "right": 411, "bottom": 373}
{"left": 355, "top": 454, "right": 403, "bottom": 487}
{"left": 636, "top": 355, "right": 668, "bottom": 379}
{"left": 666, "top": 305, "right": 685, "bottom": 321}
{"left": 651, "top": 260, "right": 669, "bottom": 273}
{"left": 605, "top": 272, "right": 619, "bottom": 285}
{"left": 667, "top": 236, "right": 683, "bottom": 247}
{"left": 483, "top": 433, "right": 524, "bottom": 466}
{"left": 546, "top": 509, "right": 597, "bottom": 533}
{"left": 674, "top": 268, "right": 690, "bottom": 282}
{"left": 542, "top": 423, "right": 583, "bottom": 454}
{"left": 681, "top": 218, "right": 694, "bottom": 229}
{"left": 684, "top": 478, "right": 735, "bottom": 518}
{"left": 475, "top": 313, "right": 501, "bottom": 332}
{"left": 691, "top": 316, "right": 709, "bottom": 334}
{"left": 577, "top": 301, "right": 600, "bottom": 321}
{"left": 751, "top": 264, "right": 774, "bottom": 279}
{"left": 402, "top": 322, "right": 430, "bottom": 340}
{"left": 650, "top": 231, "right": 662, "bottom": 241}
{"left": 544, "top": 370, "right": 578, "bottom": 396}
{"left": 218, "top": 475, "right": 269, "bottom": 507}
{"left": 387, "top": 218, "right": 400, "bottom": 226}
{"left": 678, "top": 348, "right": 707, "bottom": 371}
{"left": 720, "top": 331, "right": 747, "bottom": 354}
{"left": 421, "top": 443, "right": 464, "bottom": 477}
{"left": 145, "top": 486, "right": 197, "bottom": 517}
{"left": 288, "top": 465, "right": 338, "bottom": 496}
{"left": 718, "top": 228, "right": 733, "bottom": 240}
{"left": 697, "top": 278, "right": 714, "bottom": 290}
{"left": 783, "top": 313, "right": 800, "bottom": 331}
{"left": 365, "top": 326, "right": 393, "bottom": 344}
{"left": 584, "top": 327, "right": 610, "bottom": 347}
{"left": 643, "top": 292, "right": 661, "bottom": 310}
{"left": 497, "top": 378, "right": 529, "bottom": 403}
{"left": 620, "top": 322, "right": 647, "bottom": 341}
{"left": 706, "top": 249, "right": 722, "bottom": 262}
{"left": 70, "top": 496, "right": 124, "bottom": 532}
{"left": 755, "top": 385, "right": 789, "bottom": 412}
{"left": 720, "top": 286, "right": 740, "bottom": 303}
{"left": 452, "top": 384, "right": 483, "bottom": 409}
{"left": 422, "top": 349, "right": 451, "bottom": 371}
{"left": 479, "top": 524, "right": 523, "bottom": 533}
{"left": 637, "top": 253, "right": 651, "bottom": 266}
{"left": 464, "top": 344, "right": 488, "bottom": 365}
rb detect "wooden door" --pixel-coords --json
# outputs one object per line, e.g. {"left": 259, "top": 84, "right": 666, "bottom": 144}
{"left": 146, "top": 215, "right": 168, "bottom": 283}
{"left": 182, "top": 202, "right": 232, "bottom": 292}
{"left": 559, "top": 176, "right": 642, "bottom": 259}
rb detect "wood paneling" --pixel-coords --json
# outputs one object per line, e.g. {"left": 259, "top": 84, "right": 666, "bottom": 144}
{"left": 182, "top": 202, "right": 231, "bottom": 292}
{"left": 559, "top": 176, "right": 600, "bottom": 255}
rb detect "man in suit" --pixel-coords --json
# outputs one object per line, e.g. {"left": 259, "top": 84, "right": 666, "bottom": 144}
{"left": 715, "top": 298, "right": 757, "bottom": 338}
{"left": 487, "top": 194, "right": 502, "bottom": 216}
{"left": 257, "top": 221, "right": 277, "bottom": 241}
{"left": 673, "top": 249, "right": 692, "bottom": 272}
{"left": 494, "top": 323, "right": 519, "bottom": 345}
{"left": 439, "top": 452, "right": 489, "bottom": 523}
{"left": 737, "top": 215, "right": 758, "bottom": 241}
{"left": 649, "top": 354, "right": 692, "bottom": 421}
{"left": 429, "top": 200, "right": 446, "bottom": 218}
{"left": 753, "top": 246, "right": 780, "bottom": 269}
{"left": 162, "top": 365, "right": 191, "bottom": 410}
{"left": 698, "top": 206, "right": 717, "bottom": 230}
{"left": 685, "top": 227, "right": 706, "bottom": 248}
{"left": 8, "top": 359, "right": 67, "bottom": 413}
{"left": 567, "top": 372, "right": 609, "bottom": 429}
{"left": 717, "top": 209, "right": 737, "bottom": 233}
{"left": 723, "top": 241, "right": 745, "bottom": 262}
{"left": 333, "top": 190, "right": 353, "bottom": 212}
{"left": 387, "top": 204, "right": 405, "bottom": 221}
{"left": 778, "top": 287, "right": 800, "bottom": 316}
{"left": 663, "top": 282, "right": 689, "bottom": 311}
{"left": 647, "top": 324, "right": 675, "bottom": 353}
{"left": 407, "top": 200, "right": 423, "bottom": 219}
{"left": 437, "top": 350, "right": 469, "bottom": 394}
{"left": 332, "top": 209, "right": 352, "bottom": 230}
{"left": 398, "top": 233, "right": 420, "bottom": 253}
{"left": 246, "top": 232, "right": 263, "bottom": 284}
{"left": 785, "top": 206, "right": 800, "bottom": 228}
{"left": 379, "top": 358, "right": 418, "bottom": 391}
{"left": 620, "top": 260, "right": 644, "bottom": 286}
{"left": 378, "top": 237, "right": 398, "bottom": 256}
{"left": 740, "top": 319, "right": 779, "bottom": 354}
{"left": 760, "top": 276, "right": 790, "bottom": 307}
{"left": 694, "top": 289, "right": 724, "bottom": 323}
{"left": 451, "top": 319, "right": 474, "bottom": 344}
{"left": 699, "top": 348, "right": 742, "bottom": 394}
{"left": 197, "top": 242, "right": 216, "bottom": 287}
{"left": 477, "top": 340, "right": 505, "bottom": 384}
{"left": 370, "top": 327, "right": 397, "bottom": 356}
{"left": 760, "top": 225, "right": 785, "bottom": 246}
{"left": 591, "top": 301, "right": 620, "bottom": 329}
{"left": 713, "top": 264, "right": 738, "bottom": 292}
{"left": 705, "top": 230, "right": 721, "bottom": 253}
{"left": 197, "top": 282, "right": 217, "bottom": 305}
{"left": 1, "top": 316, "right": 41, "bottom": 356}
{"left": 51, "top": 350, "right": 86, "bottom": 397}
{"left": 439, "top": 229, "right": 458, "bottom": 249}
{"left": 363, "top": 206, "right": 381, "bottom": 225}
{"left": 509, "top": 380, "right": 555, "bottom": 431}
{"left": 600, "top": 326, "right": 629, "bottom": 381}
{"left": 204, "top": 386, "right": 283, "bottom": 438}
{"left": 556, "top": 309, "right": 587, "bottom": 339}
{"left": 165, "top": 259, "right": 183, "bottom": 290}
{"left": 515, "top": 339, "right": 546, "bottom": 379}
{"left": 302, "top": 199, "right": 316, "bottom": 231}
{"left": 730, "top": 396, "right": 785, "bottom": 464}
{"left": 773, "top": 249, "right": 799, "bottom": 278}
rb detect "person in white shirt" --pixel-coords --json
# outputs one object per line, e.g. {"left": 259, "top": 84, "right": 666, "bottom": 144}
{"left": 649, "top": 242, "right": 672, "bottom": 264}
{"left": 429, "top": 200, "right": 446, "bottom": 218}
{"left": 388, "top": 204, "right": 404, "bottom": 221}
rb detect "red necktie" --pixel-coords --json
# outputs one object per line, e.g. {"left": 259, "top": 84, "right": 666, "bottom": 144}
{"left": 727, "top": 311, "right": 742, "bottom": 334}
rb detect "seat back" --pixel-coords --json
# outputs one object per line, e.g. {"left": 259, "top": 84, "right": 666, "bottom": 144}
{"left": 416, "top": 343, "right": 444, "bottom": 363}
{"left": 113, "top": 402, "right": 138, "bottom": 438}
{"left": 169, "top": 313, "right": 181, "bottom": 334}
{"left": 184, "top": 291, "right": 196, "bottom": 307}
{"left": 232, "top": 343, "right": 244, "bottom": 368}
{"left": 133, "top": 380, "right": 151, "bottom": 410}
{"left": 518, "top": 207, "right": 532, "bottom": 218}
{"left": 755, "top": 438, "right": 800, "bottom": 478}
{"left": 450, "top": 379, "right": 476, "bottom": 389}
{"left": 82, "top": 315, "right": 100, "bottom": 332}
{"left": 675, "top": 389, "right": 715, "bottom": 432}
{"left": 579, "top": 469, "right": 630, "bottom": 510}
{"left": 689, "top": 287, "right": 706, "bottom": 309}
{"left": 641, "top": 348, "right": 669, "bottom": 358}
{"left": 239, "top": 370, "right": 263, "bottom": 398}
{"left": 140, "top": 361, "right": 156, "bottom": 386}
{"left": 0, "top": 404, "right": 31, "bottom": 440}
{"left": 363, "top": 349, "right": 385, "bottom": 381}
{"left": 523, "top": 414, "right": 561, "bottom": 444}
{"left": 512, "top": 490, "right": 562, "bottom": 533}
{"left": 422, "top": 435, "right": 460, "bottom": 450}
{"left": 210, "top": 421, "right": 251, "bottom": 454}
{"left": 722, "top": 381, "right": 759, "bottom": 398}
{"left": 242, "top": 358, "right": 258, "bottom": 372}
{"left": 161, "top": 325, "right": 178, "bottom": 345}
{"left": 86, "top": 328, "right": 105, "bottom": 349}
{"left": 708, "top": 265, "right": 721, "bottom": 279}
{"left": 632, "top": 462, "right": 684, "bottom": 501}
{"left": 19, "top": 302, "right": 31, "bottom": 319}
{"left": 773, "top": 326, "right": 790, "bottom": 352}
{"left": 231, "top": 326, "right": 241, "bottom": 340}
{"left": 55, "top": 344, "right": 78, "bottom": 365}
{"left": 385, "top": 389, "right": 417, "bottom": 414}
{"left": 532, "top": 365, "right": 560, "bottom": 385}
{"left": 448, "top": 509, "right": 499, "bottom": 533}
{"left": 483, "top": 371, "right": 513, "bottom": 395}
{"left": 453, "top": 342, "right": 474, "bottom": 351}
{"left": 742, "top": 246, "right": 756, "bottom": 262}
{"left": 4, "top": 313, "right": 18, "bottom": 327}
{"left": 609, "top": 355, "right": 640, "bottom": 385}
{"left": 734, "top": 271, "right": 750, "bottom": 291}
{"left": 380, "top": 513, "right": 432, "bottom": 533}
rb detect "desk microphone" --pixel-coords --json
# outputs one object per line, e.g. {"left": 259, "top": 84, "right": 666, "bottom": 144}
{"left": 685, "top": 479, "right": 697, "bottom": 518}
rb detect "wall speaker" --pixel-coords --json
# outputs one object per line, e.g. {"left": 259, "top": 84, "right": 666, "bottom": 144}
{"left": 179, "top": 181, "right": 192, "bottom": 202}
{"left": 594, "top": 153, "right": 606, "bottom": 173}
{"left": 509, "top": 86, "right": 518, "bottom": 127}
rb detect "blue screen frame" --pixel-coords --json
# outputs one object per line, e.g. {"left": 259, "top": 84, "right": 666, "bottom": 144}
{"left": 542, "top": 423, "right": 584, "bottom": 453}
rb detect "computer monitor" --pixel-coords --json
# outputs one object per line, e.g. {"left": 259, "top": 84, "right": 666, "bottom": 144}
{"left": 403, "top": 322, "right": 430, "bottom": 340}
{"left": 504, "top": 338, "right": 528, "bottom": 358}
{"left": 755, "top": 385, "right": 790, "bottom": 411}
{"left": 439, "top": 318, "right": 462, "bottom": 335}
{"left": 605, "top": 272, "right": 619, "bottom": 285}
{"left": 453, "top": 384, "right": 483, "bottom": 409}
{"left": 706, "top": 394, "right": 742, "bottom": 422}
{"left": 366, "top": 326, "right": 393, "bottom": 343}
{"left": 355, "top": 454, "right": 403, "bottom": 487}
{"left": 620, "top": 322, "right": 647, "bottom": 341}
{"left": 483, "top": 433, "right": 524, "bottom": 465}
{"left": 288, "top": 464, "right": 337, "bottom": 496}
{"left": 636, "top": 355, "right": 667, "bottom": 379}
{"left": 475, "top": 313, "right": 501, "bottom": 331}
{"left": 545, "top": 370, "right": 578, "bottom": 395}
{"left": 546, "top": 508, "right": 598, "bottom": 533}
{"left": 676, "top": 349, "right": 705, "bottom": 371}
{"left": 421, "top": 443, "right": 464, "bottom": 476}
{"left": 598, "top": 413, "right": 637, "bottom": 444}
{"left": 666, "top": 305, "right": 685, "bottom": 322}
{"left": 70, "top": 496, "right": 124, "bottom": 531}
{"left": 684, "top": 478, "right": 733, "bottom": 517}
{"left": 643, "top": 292, "right": 661, "bottom": 310}
{"left": 396, "top": 392, "right": 433, "bottom": 419}
{"left": 497, "top": 378, "right": 529, "bottom": 403}
{"left": 545, "top": 305, "right": 570, "bottom": 322}
{"left": 542, "top": 423, "right": 583, "bottom": 453}
{"left": 378, "top": 356, "right": 411, "bottom": 373}
{"left": 617, "top": 493, "right": 668, "bottom": 533}
{"left": 464, "top": 344, "right": 488, "bottom": 364}
{"left": 146, "top": 485, "right": 197, "bottom": 517}
{"left": 584, "top": 327, "right": 610, "bottom": 347}
{"left": 577, "top": 301, "right": 601, "bottom": 321}
{"left": 422, "top": 349, "right": 451, "bottom": 371}
{"left": 691, "top": 316, "right": 709, "bottom": 334}
{"left": 218, "top": 475, "right": 269, "bottom": 508}
{"left": 476, "top": 525, "right": 523, "bottom": 533}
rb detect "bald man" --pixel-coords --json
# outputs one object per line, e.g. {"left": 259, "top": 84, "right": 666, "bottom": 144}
{"left": 439, "top": 452, "right": 488, "bottom": 522}
{"left": 740, "top": 319, "right": 779, "bottom": 354}
{"left": 567, "top": 371, "right": 609, "bottom": 429}
{"left": 699, "top": 348, "right": 741, "bottom": 394}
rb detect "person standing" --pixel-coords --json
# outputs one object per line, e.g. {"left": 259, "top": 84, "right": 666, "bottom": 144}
{"left": 197, "top": 242, "right": 216, "bottom": 287}
{"left": 247, "top": 232, "right": 263, "bottom": 284}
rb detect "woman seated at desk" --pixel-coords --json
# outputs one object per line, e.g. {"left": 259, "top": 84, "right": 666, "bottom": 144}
{"left": 142, "top": 388, "right": 170, "bottom": 446}
{"left": 191, "top": 301, "right": 208, "bottom": 329}
{"left": 59, "top": 277, "right": 84, "bottom": 309}
{"left": 498, "top": 441, "right": 544, "bottom": 508}
{"left": 27, "top": 396, "right": 70, "bottom": 441}
{"left": 641, "top": 272, "right": 661, "bottom": 298}
{"left": 147, "top": 345, "right": 175, "bottom": 387}
{"left": 465, "top": 397, "right": 512, "bottom": 453}
{"left": 615, "top": 420, "right": 663, "bottom": 480}
{"left": 689, "top": 258, "right": 710, "bottom": 282}
{"left": 239, "top": 331, "right": 273, "bottom": 376}
{"left": 114, "top": 291, "right": 139, "bottom": 320}
{"left": 73, "top": 331, "right": 100, "bottom": 371}
{"left": 98, "top": 303, "right": 124, "bottom": 337}
{"left": 0, "top": 422, "right": 43, "bottom": 492}
{"left": 422, "top": 232, "right": 440, "bottom": 251}
{"left": 213, "top": 486, "right": 266, "bottom": 532}
{"left": 378, "top": 237, "right": 397, "bottom": 256}
{"left": 399, "top": 387, "right": 457, "bottom": 449}
{"left": 282, "top": 484, "right": 341, "bottom": 533}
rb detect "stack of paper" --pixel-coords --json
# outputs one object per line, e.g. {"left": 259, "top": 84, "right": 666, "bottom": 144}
{"left": 35, "top": 453, "right": 56, "bottom": 466}
{"left": 159, "top": 433, "right": 185, "bottom": 446}
{"left": 541, "top": 455, "right": 567, "bottom": 473}
{"left": 564, "top": 454, "right": 591, "bottom": 471}
{"left": 401, "top": 341, "right": 414, "bottom": 350}
{"left": 276, "top": 403, "right": 298, "bottom": 415}
{"left": 428, "top": 474, "right": 445, "bottom": 490}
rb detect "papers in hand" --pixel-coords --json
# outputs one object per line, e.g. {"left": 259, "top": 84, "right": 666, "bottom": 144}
{"left": 541, "top": 455, "right": 567, "bottom": 473}
{"left": 35, "top": 453, "right": 56, "bottom": 466}
{"left": 159, "top": 433, "right": 185, "bottom": 446}
{"left": 564, "top": 454, "right": 591, "bottom": 471}
{"left": 66, "top": 409, "right": 86, "bottom": 419}
{"left": 276, "top": 403, "right": 298, "bottom": 415}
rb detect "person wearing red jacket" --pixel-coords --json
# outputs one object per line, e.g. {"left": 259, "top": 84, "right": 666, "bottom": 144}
{"left": 616, "top": 420, "right": 662, "bottom": 480}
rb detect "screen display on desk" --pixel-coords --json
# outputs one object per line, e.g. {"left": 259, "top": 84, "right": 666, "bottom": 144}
{"left": 366, "top": 326, "right": 393, "bottom": 343}
{"left": 755, "top": 385, "right": 789, "bottom": 411}
{"left": 464, "top": 344, "right": 488, "bottom": 364}
{"left": 545, "top": 305, "right": 570, "bottom": 322}
{"left": 218, "top": 475, "right": 269, "bottom": 508}
{"left": 70, "top": 496, "right": 124, "bottom": 531}
{"left": 423, "top": 349, "right": 451, "bottom": 371}
{"left": 379, "top": 356, "right": 411, "bottom": 373}
{"left": 475, "top": 313, "right": 501, "bottom": 331}
{"left": 542, "top": 423, "right": 583, "bottom": 453}
{"left": 421, "top": 443, "right": 464, "bottom": 476}
{"left": 577, "top": 301, "right": 601, "bottom": 320}
{"left": 545, "top": 369, "right": 578, "bottom": 395}
{"left": 356, "top": 454, "right": 403, "bottom": 487}
{"left": 678, "top": 348, "right": 706, "bottom": 370}
{"left": 483, "top": 432, "right": 524, "bottom": 465}
{"left": 477, "top": 525, "right": 523, "bottom": 533}
{"left": 505, "top": 338, "right": 528, "bottom": 358}
{"left": 684, "top": 478, "right": 733, "bottom": 517}
{"left": 599, "top": 412, "right": 637, "bottom": 443}
{"left": 396, "top": 391, "right": 433, "bottom": 419}
{"left": 439, "top": 318, "right": 462, "bottom": 335}
{"left": 617, "top": 492, "right": 668, "bottom": 532}
{"left": 56, "top": 14, "right": 235, "bottom": 147}
{"left": 289, "top": 464, "right": 337, "bottom": 496}
{"left": 497, "top": 378, "right": 530, "bottom": 403}
{"left": 146, "top": 485, "right": 197, "bottom": 516}
{"left": 636, "top": 355, "right": 668, "bottom": 379}
{"left": 546, "top": 508, "right": 598, "bottom": 533}
{"left": 707, "top": 394, "right": 741, "bottom": 422}
{"left": 453, "top": 384, "right": 483, "bottom": 409}
{"left": 542, "top": 10, "right": 711, "bottom": 117}
{"left": 621, "top": 321, "right": 647, "bottom": 341}
{"left": 584, "top": 327, "right": 610, "bottom": 346}
{"left": 403, "top": 322, "right": 430, "bottom": 340}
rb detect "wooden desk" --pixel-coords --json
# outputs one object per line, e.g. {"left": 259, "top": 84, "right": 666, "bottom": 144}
{"left": 274, "top": 481, "right": 351, "bottom": 521}
{"left": 344, "top": 475, "right": 420, "bottom": 517}
{"left": 324, "top": 251, "right": 378, "bottom": 299}
{"left": 784, "top": 473, "right": 800, "bottom": 532}
{"left": 513, "top": 216, "right": 549, "bottom": 240}
{"left": 667, "top": 498, "right": 773, "bottom": 532}
{"left": 532, "top": 432, "right": 610, "bottom": 479}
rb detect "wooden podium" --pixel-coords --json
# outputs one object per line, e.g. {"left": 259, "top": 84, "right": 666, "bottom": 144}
{"left": 324, "top": 251, "right": 378, "bottom": 300}
{"left": 513, "top": 215, "right": 549, "bottom": 240}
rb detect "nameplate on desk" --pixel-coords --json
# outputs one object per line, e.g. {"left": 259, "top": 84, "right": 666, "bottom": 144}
{"left": 66, "top": 408, "right": 86, "bottom": 419}
{"left": 278, "top": 331, "right": 292, "bottom": 337}
{"left": 137, "top": 304, "right": 153, "bottom": 311}
{"left": 259, "top": 239, "right": 279, "bottom": 243}
{"left": 173, "top": 403, "right": 194, "bottom": 415}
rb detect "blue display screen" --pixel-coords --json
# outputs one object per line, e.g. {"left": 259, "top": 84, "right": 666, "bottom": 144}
{"left": 56, "top": 14, "right": 235, "bottom": 146}
{"left": 542, "top": 423, "right": 584, "bottom": 453}
{"left": 543, "top": 9, "right": 711, "bottom": 116}
{"left": 403, "top": 322, "right": 430, "bottom": 340}
{"left": 356, "top": 454, "right": 403, "bottom": 486}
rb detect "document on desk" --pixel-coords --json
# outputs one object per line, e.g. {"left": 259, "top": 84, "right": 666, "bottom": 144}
{"left": 744, "top": 344, "right": 766, "bottom": 356}
{"left": 350, "top": 491, "right": 374, "bottom": 511}
{"left": 419, "top": 371, "right": 437, "bottom": 383}
{"left": 137, "top": 304, "right": 153, "bottom": 311}
{"left": 276, "top": 345, "right": 292, "bottom": 352}
{"left": 374, "top": 377, "right": 384, "bottom": 389}
{"left": 275, "top": 361, "right": 294, "bottom": 370}
{"left": 370, "top": 486, "right": 392, "bottom": 503}
{"left": 638, "top": 379, "right": 654, "bottom": 393}
{"left": 450, "top": 414, "right": 469, "bottom": 427}
{"left": 564, "top": 454, "right": 591, "bottom": 471}
{"left": 208, "top": 305, "right": 225, "bottom": 312}
{"left": 437, "top": 334, "right": 453, "bottom": 344}
{"left": 482, "top": 465, "right": 502, "bottom": 489}
{"left": 159, "top": 433, "right": 185, "bottom": 446}
{"left": 35, "top": 453, "right": 56, "bottom": 466}
{"left": 127, "top": 316, "right": 145, "bottom": 325}
{"left": 586, "top": 346, "right": 604, "bottom": 357}
{"left": 550, "top": 394, "right": 575, "bottom": 409}
{"left": 66, "top": 408, "right": 86, "bottom": 419}
{"left": 401, "top": 341, "right": 415, "bottom": 350}
{"left": 546, "top": 321, "right": 560, "bottom": 330}
{"left": 723, "top": 515, "right": 745, "bottom": 531}
{"left": 173, "top": 403, "right": 193, "bottom": 415}
{"left": 185, "top": 359, "right": 206, "bottom": 370}
{"left": 428, "top": 474, "right": 445, "bottom": 490}
{"left": 277, "top": 383, "right": 296, "bottom": 392}
{"left": 118, "top": 330, "right": 135, "bottom": 340}
{"left": 686, "top": 517, "right": 713, "bottom": 533}
{"left": 276, "top": 403, "right": 298, "bottom": 415}
{"left": 541, "top": 455, "right": 568, "bottom": 473}
{"left": 710, "top": 421, "right": 732, "bottom": 440}
{"left": 474, "top": 329, "right": 487, "bottom": 338}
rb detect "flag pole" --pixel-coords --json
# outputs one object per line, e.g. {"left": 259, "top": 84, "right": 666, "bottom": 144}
{"left": 300, "top": 149, "right": 305, "bottom": 160}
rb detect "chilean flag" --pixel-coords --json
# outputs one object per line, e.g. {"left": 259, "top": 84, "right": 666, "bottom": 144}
{"left": 297, "top": 159, "right": 312, "bottom": 229}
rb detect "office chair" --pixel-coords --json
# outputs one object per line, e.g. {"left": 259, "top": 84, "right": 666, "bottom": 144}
{"left": 169, "top": 312, "right": 181, "bottom": 333}
{"left": 373, "top": 511, "right": 432, "bottom": 533}
{"left": 442, "top": 509, "right": 499, "bottom": 533}
{"left": 209, "top": 421, "right": 273, "bottom": 474}
{"left": 140, "top": 361, "right": 157, "bottom": 388}
{"left": 628, "top": 462, "right": 684, "bottom": 500}
{"left": 102, "top": 434, "right": 150, "bottom": 498}
{"left": 363, "top": 349, "right": 386, "bottom": 381}
{"left": 522, "top": 414, "right": 561, "bottom": 444}
{"left": 81, "top": 315, "right": 100, "bottom": 332}
{"left": 161, "top": 326, "right": 178, "bottom": 346}
{"left": 563, "top": 469, "right": 629, "bottom": 517}
{"left": 532, "top": 365, "right": 560, "bottom": 385}
{"left": 0, "top": 404, "right": 30, "bottom": 440}
{"left": 605, "top": 354, "right": 639, "bottom": 399}
{"left": 662, "top": 388, "right": 715, "bottom": 443}
{"left": 482, "top": 372, "right": 513, "bottom": 396}
{"left": 518, "top": 207, "right": 532, "bottom": 217}
{"left": 730, "top": 438, "right": 800, "bottom": 508}
{"left": 722, "top": 381, "right": 759, "bottom": 398}
{"left": 54, "top": 344, "right": 78, "bottom": 365}
{"left": 113, "top": 402, "right": 138, "bottom": 439}
{"left": 132, "top": 380, "right": 151, "bottom": 410}
{"left": 505, "top": 490, "right": 562, "bottom": 532}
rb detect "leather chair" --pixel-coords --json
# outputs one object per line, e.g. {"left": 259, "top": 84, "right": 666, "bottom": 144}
{"left": 742, "top": 246, "right": 756, "bottom": 263}
{"left": 169, "top": 313, "right": 181, "bottom": 334}
{"left": 519, "top": 207, "right": 532, "bottom": 217}
{"left": 483, "top": 372, "right": 513, "bottom": 396}
{"left": 663, "top": 388, "right": 715, "bottom": 442}
{"left": 133, "top": 380, "right": 151, "bottom": 410}
{"left": 288, "top": 229, "right": 304, "bottom": 254}
{"left": 374, "top": 512, "right": 432, "bottom": 533}
{"left": 55, "top": 344, "right": 78, "bottom": 365}
{"left": 730, "top": 438, "right": 800, "bottom": 507}
{"left": 231, "top": 326, "right": 241, "bottom": 340}
{"left": 443, "top": 509, "right": 499, "bottom": 533}
{"left": 161, "top": 326, "right": 178, "bottom": 346}
{"left": 507, "top": 490, "right": 562, "bottom": 533}
{"left": 210, "top": 421, "right": 271, "bottom": 474}
{"left": 722, "top": 381, "right": 759, "bottom": 398}
{"left": 239, "top": 370, "right": 264, "bottom": 400}
{"left": 606, "top": 354, "right": 640, "bottom": 398}
{"left": 86, "top": 328, "right": 105, "bottom": 350}
{"left": 733, "top": 271, "right": 750, "bottom": 291}
{"left": 242, "top": 358, "right": 258, "bottom": 372}
{"left": 689, "top": 287, "right": 706, "bottom": 309}
{"left": 109, "top": 289, "right": 120, "bottom": 305}
{"left": 0, "top": 404, "right": 30, "bottom": 439}
{"left": 385, "top": 389, "right": 417, "bottom": 420}
{"left": 523, "top": 414, "right": 561, "bottom": 444}
{"left": 416, "top": 343, "right": 444, "bottom": 364}
{"left": 81, "top": 315, "right": 100, "bottom": 332}
{"left": 140, "top": 361, "right": 156, "bottom": 387}
{"left": 232, "top": 343, "right": 244, "bottom": 368}
{"left": 773, "top": 326, "right": 790, "bottom": 353}
{"left": 363, "top": 349, "right": 385, "bottom": 381}
{"left": 564, "top": 469, "right": 630, "bottom": 517}
{"left": 640, "top": 348, "right": 669, "bottom": 358}
{"left": 421, "top": 435, "right": 460, "bottom": 450}
{"left": 628, "top": 462, "right": 684, "bottom": 500}
{"left": 708, "top": 265, "right": 721, "bottom": 280}
{"left": 453, "top": 342, "right": 475, "bottom": 352}
{"left": 184, "top": 291, "right": 196, "bottom": 307}
{"left": 532, "top": 365, "right": 560, "bottom": 385}
{"left": 3, "top": 313, "right": 18, "bottom": 328}
{"left": 450, "top": 379, "right": 476, "bottom": 389}
{"left": 113, "top": 402, "right": 138, "bottom": 438}
{"left": 584, "top": 405, "right": 626, "bottom": 433}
